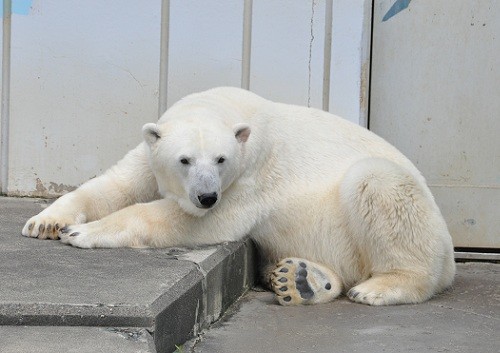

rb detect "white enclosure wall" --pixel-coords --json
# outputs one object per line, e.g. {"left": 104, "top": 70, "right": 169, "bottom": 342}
{"left": 4, "top": 0, "right": 162, "bottom": 196}
{"left": 0, "top": 0, "right": 371, "bottom": 197}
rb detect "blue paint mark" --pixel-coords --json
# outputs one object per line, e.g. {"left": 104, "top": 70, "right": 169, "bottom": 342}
{"left": 1, "top": 0, "right": 33, "bottom": 16}
{"left": 382, "top": 0, "right": 412, "bottom": 22}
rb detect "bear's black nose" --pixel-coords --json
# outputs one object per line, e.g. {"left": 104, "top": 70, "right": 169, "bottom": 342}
{"left": 198, "top": 193, "right": 218, "bottom": 208}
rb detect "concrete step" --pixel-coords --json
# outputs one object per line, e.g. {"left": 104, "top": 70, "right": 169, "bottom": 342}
{"left": 0, "top": 197, "right": 256, "bottom": 353}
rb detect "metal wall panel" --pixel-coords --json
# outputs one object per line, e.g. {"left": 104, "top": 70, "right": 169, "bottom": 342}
{"left": 166, "top": 0, "right": 244, "bottom": 109}
{"left": 329, "top": 0, "right": 372, "bottom": 125}
{"left": 7, "top": 0, "right": 161, "bottom": 196}
{"left": 250, "top": 0, "right": 325, "bottom": 109}
{"left": 370, "top": 0, "right": 500, "bottom": 248}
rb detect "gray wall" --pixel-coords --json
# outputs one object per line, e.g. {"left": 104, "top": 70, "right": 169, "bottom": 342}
{"left": 370, "top": 0, "right": 499, "bottom": 248}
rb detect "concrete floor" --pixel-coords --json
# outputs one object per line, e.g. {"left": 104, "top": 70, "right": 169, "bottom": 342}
{"left": 186, "top": 262, "right": 499, "bottom": 353}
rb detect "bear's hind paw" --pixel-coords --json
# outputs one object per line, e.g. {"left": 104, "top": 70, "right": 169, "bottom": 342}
{"left": 271, "top": 258, "right": 342, "bottom": 306}
{"left": 346, "top": 273, "right": 431, "bottom": 305}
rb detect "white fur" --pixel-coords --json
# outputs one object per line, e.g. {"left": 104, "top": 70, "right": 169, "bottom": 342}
{"left": 22, "top": 87, "right": 455, "bottom": 305}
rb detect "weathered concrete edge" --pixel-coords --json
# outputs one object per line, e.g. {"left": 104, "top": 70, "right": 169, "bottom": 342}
{"left": 0, "top": 303, "right": 154, "bottom": 327}
{"left": 0, "top": 326, "right": 158, "bottom": 353}
{"left": 151, "top": 238, "right": 257, "bottom": 353}
{"left": 104, "top": 327, "right": 158, "bottom": 353}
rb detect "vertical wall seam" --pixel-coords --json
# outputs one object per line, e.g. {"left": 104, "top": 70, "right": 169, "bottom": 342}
{"left": 322, "top": 0, "right": 333, "bottom": 112}
{"left": 1, "top": 0, "right": 12, "bottom": 194}
{"left": 158, "top": 0, "right": 170, "bottom": 118}
{"left": 307, "top": 0, "right": 316, "bottom": 108}
{"left": 241, "top": 0, "right": 252, "bottom": 90}
{"left": 362, "top": 0, "right": 374, "bottom": 129}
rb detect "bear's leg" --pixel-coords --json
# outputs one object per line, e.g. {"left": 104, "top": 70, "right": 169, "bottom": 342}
{"left": 22, "top": 143, "right": 159, "bottom": 240}
{"left": 339, "top": 158, "right": 455, "bottom": 305}
{"left": 58, "top": 199, "right": 184, "bottom": 248}
{"left": 271, "top": 258, "right": 342, "bottom": 306}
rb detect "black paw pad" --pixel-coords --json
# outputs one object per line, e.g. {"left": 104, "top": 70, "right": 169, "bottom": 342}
{"left": 279, "top": 286, "right": 288, "bottom": 292}
{"left": 283, "top": 296, "right": 292, "bottom": 302}
{"left": 28, "top": 223, "right": 34, "bottom": 231}
{"left": 286, "top": 260, "right": 293, "bottom": 264}
{"left": 60, "top": 226, "right": 69, "bottom": 234}
{"left": 278, "top": 277, "right": 287, "bottom": 283}
{"left": 299, "top": 262, "right": 307, "bottom": 268}
{"left": 69, "top": 232, "right": 80, "bottom": 237}
{"left": 325, "top": 283, "right": 332, "bottom": 290}
{"left": 298, "top": 268, "right": 307, "bottom": 277}
{"left": 38, "top": 224, "right": 45, "bottom": 233}
{"left": 295, "top": 268, "right": 314, "bottom": 300}
{"left": 279, "top": 268, "right": 289, "bottom": 273}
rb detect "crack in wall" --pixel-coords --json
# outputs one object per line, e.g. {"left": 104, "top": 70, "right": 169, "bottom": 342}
{"left": 307, "top": 0, "right": 316, "bottom": 107}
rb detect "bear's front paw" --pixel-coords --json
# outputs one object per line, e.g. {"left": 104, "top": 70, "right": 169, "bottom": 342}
{"left": 22, "top": 214, "right": 75, "bottom": 240}
{"left": 59, "top": 224, "right": 97, "bottom": 248}
{"left": 58, "top": 219, "right": 135, "bottom": 249}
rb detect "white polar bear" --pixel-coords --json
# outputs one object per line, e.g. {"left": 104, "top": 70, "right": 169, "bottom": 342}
{"left": 22, "top": 87, "right": 455, "bottom": 306}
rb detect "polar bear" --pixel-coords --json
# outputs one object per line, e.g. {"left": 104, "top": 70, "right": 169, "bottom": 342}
{"left": 22, "top": 87, "right": 455, "bottom": 306}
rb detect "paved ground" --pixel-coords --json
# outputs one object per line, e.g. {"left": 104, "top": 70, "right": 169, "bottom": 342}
{"left": 185, "top": 264, "right": 499, "bottom": 353}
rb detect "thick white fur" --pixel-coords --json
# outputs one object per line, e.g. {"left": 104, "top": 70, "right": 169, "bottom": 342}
{"left": 22, "top": 87, "right": 455, "bottom": 305}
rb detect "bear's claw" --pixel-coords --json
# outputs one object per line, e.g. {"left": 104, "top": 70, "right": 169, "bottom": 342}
{"left": 347, "top": 289, "right": 360, "bottom": 299}
{"left": 22, "top": 216, "right": 64, "bottom": 240}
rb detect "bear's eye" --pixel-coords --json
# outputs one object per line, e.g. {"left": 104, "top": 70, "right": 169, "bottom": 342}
{"left": 217, "top": 157, "right": 226, "bottom": 164}
{"left": 180, "top": 158, "right": 190, "bottom": 165}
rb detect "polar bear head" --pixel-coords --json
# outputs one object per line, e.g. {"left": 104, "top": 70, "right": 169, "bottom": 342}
{"left": 142, "top": 116, "right": 251, "bottom": 217}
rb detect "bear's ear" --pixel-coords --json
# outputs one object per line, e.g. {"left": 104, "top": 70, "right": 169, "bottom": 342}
{"left": 233, "top": 123, "right": 251, "bottom": 143}
{"left": 142, "top": 123, "right": 161, "bottom": 146}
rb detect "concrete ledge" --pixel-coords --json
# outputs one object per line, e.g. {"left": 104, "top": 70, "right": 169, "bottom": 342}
{"left": 0, "top": 197, "right": 257, "bottom": 353}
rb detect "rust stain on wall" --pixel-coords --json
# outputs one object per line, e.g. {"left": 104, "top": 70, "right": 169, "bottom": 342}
{"left": 359, "top": 60, "right": 369, "bottom": 108}
{"left": 359, "top": 59, "right": 370, "bottom": 127}
{"left": 15, "top": 178, "right": 78, "bottom": 198}
{"left": 49, "top": 182, "right": 77, "bottom": 194}
{"left": 35, "top": 178, "right": 48, "bottom": 194}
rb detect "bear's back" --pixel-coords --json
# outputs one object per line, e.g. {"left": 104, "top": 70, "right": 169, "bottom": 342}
{"left": 244, "top": 100, "right": 421, "bottom": 187}
{"left": 161, "top": 87, "right": 423, "bottom": 188}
